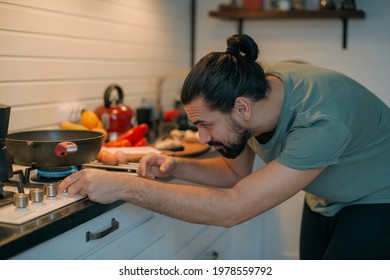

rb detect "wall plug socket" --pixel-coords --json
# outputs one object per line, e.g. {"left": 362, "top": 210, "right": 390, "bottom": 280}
{"left": 59, "top": 103, "right": 85, "bottom": 123}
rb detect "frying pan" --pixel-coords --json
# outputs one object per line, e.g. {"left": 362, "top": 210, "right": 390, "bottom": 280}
{"left": 5, "top": 130, "right": 103, "bottom": 167}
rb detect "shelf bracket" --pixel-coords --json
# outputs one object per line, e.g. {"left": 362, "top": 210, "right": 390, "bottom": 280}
{"left": 238, "top": 18, "right": 243, "bottom": 34}
{"left": 341, "top": 17, "right": 348, "bottom": 49}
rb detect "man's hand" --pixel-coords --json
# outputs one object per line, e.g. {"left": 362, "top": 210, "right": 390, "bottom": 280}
{"left": 138, "top": 153, "right": 177, "bottom": 179}
{"left": 58, "top": 168, "right": 122, "bottom": 204}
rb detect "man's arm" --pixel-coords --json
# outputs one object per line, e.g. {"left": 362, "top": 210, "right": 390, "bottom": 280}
{"left": 120, "top": 160, "right": 324, "bottom": 227}
{"left": 61, "top": 149, "right": 323, "bottom": 227}
{"left": 171, "top": 144, "right": 256, "bottom": 188}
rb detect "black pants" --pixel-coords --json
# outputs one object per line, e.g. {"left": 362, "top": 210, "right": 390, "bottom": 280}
{"left": 300, "top": 201, "right": 390, "bottom": 259}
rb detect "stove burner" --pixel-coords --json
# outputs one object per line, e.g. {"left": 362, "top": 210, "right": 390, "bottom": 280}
{"left": 37, "top": 166, "right": 77, "bottom": 179}
{"left": 0, "top": 165, "right": 83, "bottom": 212}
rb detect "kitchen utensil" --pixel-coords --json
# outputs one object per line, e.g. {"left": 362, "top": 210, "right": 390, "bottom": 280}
{"left": 5, "top": 130, "right": 103, "bottom": 167}
{"left": 94, "top": 84, "right": 134, "bottom": 141}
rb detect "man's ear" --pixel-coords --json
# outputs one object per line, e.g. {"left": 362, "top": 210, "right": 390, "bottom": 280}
{"left": 233, "top": 97, "right": 251, "bottom": 121}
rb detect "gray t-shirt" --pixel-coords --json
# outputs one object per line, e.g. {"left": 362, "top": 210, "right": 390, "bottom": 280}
{"left": 247, "top": 63, "right": 390, "bottom": 216}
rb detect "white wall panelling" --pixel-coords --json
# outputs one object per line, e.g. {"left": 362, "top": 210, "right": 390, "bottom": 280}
{"left": 0, "top": 0, "right": 191, "bottom": 132}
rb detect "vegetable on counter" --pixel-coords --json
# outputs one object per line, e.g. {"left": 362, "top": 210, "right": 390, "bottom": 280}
{"left": 59, "top": 121, "right": 89, "bottom": 130}
{"left": 81, "top": 110, "right": 103, "bottom": 129}
{"left": 133, "top": 137, "right": 148, "bottom": 147}
{"left": 103, "top": 138, "right": 131, "bottom": 147}
{"left": 59, "top": 110, "right": 108, "bottom": 144}
{"left": 103, "top": 124, "right": 149, "bottom": 148}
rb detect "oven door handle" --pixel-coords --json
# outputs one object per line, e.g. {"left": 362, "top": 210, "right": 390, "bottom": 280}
{"left": 85, "top": 218, "right": 119, "bottom": 242}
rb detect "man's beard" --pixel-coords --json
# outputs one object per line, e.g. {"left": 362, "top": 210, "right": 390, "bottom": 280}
{"left": 208, "top": 119, "right": 251, "bottom": 159}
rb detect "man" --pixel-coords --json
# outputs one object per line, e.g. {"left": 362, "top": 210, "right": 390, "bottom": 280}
{"left": 59, "top": 34, "right": 390, "bottom": 259}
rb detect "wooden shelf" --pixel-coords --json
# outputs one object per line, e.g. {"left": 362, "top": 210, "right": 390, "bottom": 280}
{"left": 209, "top": 9, "right": 366, "bottom": 49}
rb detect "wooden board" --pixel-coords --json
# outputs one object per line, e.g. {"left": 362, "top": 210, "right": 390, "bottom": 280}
{"left": 125, "top": 142, "right": 210, "bottom": 162}
{"left": 101, "top": 143, "right": 210, "bottom": 162}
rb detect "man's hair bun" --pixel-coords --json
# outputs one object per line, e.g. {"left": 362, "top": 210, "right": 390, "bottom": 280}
{"left": 226, "top": 34, "right": 259, "bottom": 61}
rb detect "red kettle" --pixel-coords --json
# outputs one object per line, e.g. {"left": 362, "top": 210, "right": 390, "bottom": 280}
{"left": 94, "top": 84, "right": 134, "bottom": 141}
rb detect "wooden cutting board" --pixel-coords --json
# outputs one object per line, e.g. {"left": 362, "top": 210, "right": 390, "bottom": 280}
{"left": 104, "top": 142, "right": 210, "bottom": 162}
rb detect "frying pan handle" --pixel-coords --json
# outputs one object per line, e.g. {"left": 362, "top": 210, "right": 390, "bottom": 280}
{"left": 54, "top": 142, "right": 78, "bottom": 157}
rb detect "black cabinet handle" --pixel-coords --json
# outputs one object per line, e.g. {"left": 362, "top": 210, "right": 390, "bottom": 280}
{"left": 86, "top": 218, "right": 119, "bottom": 242}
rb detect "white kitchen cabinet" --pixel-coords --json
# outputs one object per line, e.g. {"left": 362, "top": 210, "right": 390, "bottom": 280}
{"left": 131, "top": 237, "right": 166, "bottom": 260}
{"left": 159, "top": 214, "right": 264, "bottom": 260}
{"left": 167, "top": 221, "right": 226, "bottom": 259}
{"left": 194, "top": 216, "right": 264, "bottom": 260}
{"left": 11, "top": 203, "right": 265, "bottom": 260}
{"left": 83, "top": 215, "right": 164, "bottom": 260}
{"left": 11, "top": 203, "right": 161, "bottom": 260}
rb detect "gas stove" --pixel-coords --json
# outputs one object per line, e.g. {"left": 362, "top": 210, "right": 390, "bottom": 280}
{"left": 0, "top": 162, "right": 139, "bottom": 225}
{"left": 0, "top": 165, "right": 85, "bottom": 225}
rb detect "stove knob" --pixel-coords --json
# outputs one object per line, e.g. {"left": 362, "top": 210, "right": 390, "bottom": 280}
{"left": 29, "top": 188, "right": 44, "bottom": 203}
{"left": 44, "top": 183, "right": 58, "bottom": 199}
{"left": 13, "top": 193, "right": 29, "bottom": 209}
{"left": 57, "top": 180, "right": 68, "bottom": 196}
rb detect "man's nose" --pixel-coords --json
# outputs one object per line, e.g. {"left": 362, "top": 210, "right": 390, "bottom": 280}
{"left": 197, "top": 128, "right": 211, "bottom": 144}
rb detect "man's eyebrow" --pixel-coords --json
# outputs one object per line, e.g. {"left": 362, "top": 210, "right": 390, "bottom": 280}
{"left": 192, "top": 120, "right": 205, "bottom": 126}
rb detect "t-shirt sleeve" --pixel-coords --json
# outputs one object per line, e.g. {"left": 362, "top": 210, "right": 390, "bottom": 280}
{"left": 276, "top": 118, "right": 352, "bottom": 170}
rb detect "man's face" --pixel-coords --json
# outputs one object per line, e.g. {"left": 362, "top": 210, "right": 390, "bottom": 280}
{"left": 184, "top": 98, "right": 251, "bottom": 159}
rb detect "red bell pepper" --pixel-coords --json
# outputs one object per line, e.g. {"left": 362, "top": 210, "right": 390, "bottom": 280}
{"left": 133, "top": 137, "right": 148, "bottom": 147}
{"left": 103, "top": 138, "right": 132, "bottom": 147}
{"left": 116, "top": 124, "right": 149, "bottom": 145}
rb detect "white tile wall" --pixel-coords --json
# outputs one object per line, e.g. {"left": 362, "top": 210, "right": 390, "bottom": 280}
{"left": 1, "top": 0, "right": 191, "bottom": 132}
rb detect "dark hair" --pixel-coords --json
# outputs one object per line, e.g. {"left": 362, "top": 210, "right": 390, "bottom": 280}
{"left": 180, "top": 34, "right": 269, "bottom": 113}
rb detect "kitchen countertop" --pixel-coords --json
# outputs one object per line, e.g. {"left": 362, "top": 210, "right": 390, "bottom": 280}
{"left": 0, "top": 148, "right": 220, "bottom": 259}
{"left": 0, "top": 197, "right": 125, "bottom": 259}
